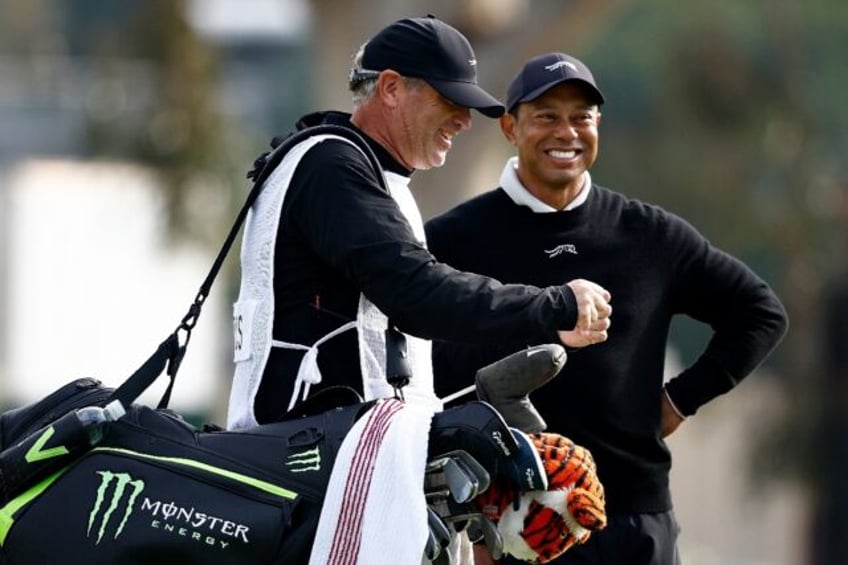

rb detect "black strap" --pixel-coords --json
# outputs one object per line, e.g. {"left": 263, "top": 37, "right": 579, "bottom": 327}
{"left": 109, "top": 125, "right": 387, "bottom": 410}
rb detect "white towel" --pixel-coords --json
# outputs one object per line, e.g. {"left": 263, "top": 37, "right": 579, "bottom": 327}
{"left": 309, "top": 398, "right": 435, "bottom": 565}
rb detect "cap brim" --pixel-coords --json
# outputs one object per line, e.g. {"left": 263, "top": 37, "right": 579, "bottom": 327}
{"left": 512, "top": 78, "right": 605, "bottom": 112}
{"left": 427, "top": 79, "right": 505, "bottom": 118}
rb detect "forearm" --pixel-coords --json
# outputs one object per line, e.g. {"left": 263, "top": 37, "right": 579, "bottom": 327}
{"left": 291, "top": 142, "right": 578, "bottom": 346}
{"left": 665, "top": 289, "right": 788, "bottom": 416}
{"left": 666, "top": 225, "right": 789, "bottom": 415}
{"left": 354, "top": 242, "right": 576, "bottom": 343}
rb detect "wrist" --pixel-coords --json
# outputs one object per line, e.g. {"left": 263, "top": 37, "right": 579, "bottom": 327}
{"left": 663, "top": 386, "right": 686, "bottom": 420}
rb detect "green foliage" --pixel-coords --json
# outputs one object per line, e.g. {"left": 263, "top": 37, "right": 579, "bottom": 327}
{"left": 77, "top": 0, "right": 235, "bottom": 244}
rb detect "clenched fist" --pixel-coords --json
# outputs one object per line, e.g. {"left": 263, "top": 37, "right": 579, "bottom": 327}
{"left": 558, "top": 279, "right": 612, "bottom": 348}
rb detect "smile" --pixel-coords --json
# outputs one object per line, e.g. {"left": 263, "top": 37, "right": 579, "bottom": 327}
{"left": 546, "top": 149, "right": 577, "bottom": 160}
{"left": 438, "top": 130, "right": 454, "bottom": 147}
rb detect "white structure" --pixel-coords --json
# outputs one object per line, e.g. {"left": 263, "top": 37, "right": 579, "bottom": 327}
{"left": 1, "top": 158, "right": 228, "bottom": 414}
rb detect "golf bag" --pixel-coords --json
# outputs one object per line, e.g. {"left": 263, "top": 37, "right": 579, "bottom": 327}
{"left": 0, "top": 377, "right": 373, "bottom": 565}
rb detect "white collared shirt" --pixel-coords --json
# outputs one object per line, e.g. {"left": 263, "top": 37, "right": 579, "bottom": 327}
{"left": 499, "top": 156, "right": 592, "bottom": 213}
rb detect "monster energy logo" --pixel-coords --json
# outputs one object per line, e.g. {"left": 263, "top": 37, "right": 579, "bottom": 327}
{"left": 87, "top": 471, "right": 145, "bottom": 544}
{"left": 285, "top": 447, "right": 321, "bottom": 473}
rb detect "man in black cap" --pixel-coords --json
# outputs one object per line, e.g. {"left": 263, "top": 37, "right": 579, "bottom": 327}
{"left": 226, "top": 25, "right": 612, "bottom": 430}
{"left": 426, "top": 52, "right": 789, "bottom": 564}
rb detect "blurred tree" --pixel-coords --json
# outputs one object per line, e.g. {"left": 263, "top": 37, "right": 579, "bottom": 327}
{"left": 74, "top": 0, "right": 237, "bottom": 245}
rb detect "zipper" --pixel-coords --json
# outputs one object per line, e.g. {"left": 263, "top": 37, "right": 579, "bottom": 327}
{"left": 88, "top": 447, "right": 298, "bottom": 505}
{"left": 113, "top": 419, "right": 327, "bottom": 501}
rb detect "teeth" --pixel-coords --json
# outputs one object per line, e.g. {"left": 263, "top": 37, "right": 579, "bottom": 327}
{"left": 548, "top": 150, "right": 576, "bottom": 159}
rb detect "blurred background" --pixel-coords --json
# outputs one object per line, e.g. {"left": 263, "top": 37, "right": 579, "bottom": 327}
{"left": 0, "top": 0, "right": 845, "bottom": 563}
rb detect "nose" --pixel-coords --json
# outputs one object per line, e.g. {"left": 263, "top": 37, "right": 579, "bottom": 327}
{"left": 554, "top": 121, "right": 578, "bottom": 140}
{"left": 454, "top": 108, "right": 472, "bottom": 131}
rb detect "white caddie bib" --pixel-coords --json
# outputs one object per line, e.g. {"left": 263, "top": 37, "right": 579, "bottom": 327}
{"left": 226, "top": 134, "right": 440, "bottom": 430}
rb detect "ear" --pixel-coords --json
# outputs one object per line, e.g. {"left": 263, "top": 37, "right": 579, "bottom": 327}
{"left": 376, "top": 70, "right": 404, "bottom": 109}
{"left": 500, "top": 112, "right": 517, "bottom": 144}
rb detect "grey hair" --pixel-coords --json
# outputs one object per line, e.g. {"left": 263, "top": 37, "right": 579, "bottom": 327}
{"left": 348, "top": 42, "right": 427, "bottom": 108}
{"left": 349, "top": 43, "right": 378, "bottom": 107}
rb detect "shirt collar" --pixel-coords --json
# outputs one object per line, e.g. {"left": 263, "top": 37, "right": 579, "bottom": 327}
{"left": 499, "top": 156, "right": 592, "bottom": 213}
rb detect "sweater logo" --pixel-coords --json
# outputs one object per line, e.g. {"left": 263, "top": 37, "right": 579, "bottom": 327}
{"left": 544, "top": 244, "right": 578, "bottom": 258}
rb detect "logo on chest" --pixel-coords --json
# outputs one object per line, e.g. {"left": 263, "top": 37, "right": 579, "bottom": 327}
{"left": 544, "top": 244, "right": 578, "bottom": 258}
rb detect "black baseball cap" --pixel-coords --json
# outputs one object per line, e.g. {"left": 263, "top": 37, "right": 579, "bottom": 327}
{"left": 358, "top": 16, "right": 504, "bottom": 118}
{"left": 505, "top": 52, "right": 605, "bottom": 113}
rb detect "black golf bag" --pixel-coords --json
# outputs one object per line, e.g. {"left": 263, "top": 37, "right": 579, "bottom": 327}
{"left": 0, "top": 377, "right": 374, "bottom": 565}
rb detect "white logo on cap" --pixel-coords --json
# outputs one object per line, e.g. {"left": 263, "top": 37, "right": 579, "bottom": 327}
{"left": 545, "top": 61, "right": 578, "bottom": 72}
{"left": 468, "top": 58, "right": 477, "bottom": 67}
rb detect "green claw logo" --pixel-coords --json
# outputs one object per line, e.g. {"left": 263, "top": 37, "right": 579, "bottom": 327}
{"left": 285, "top": 447, "right": 321, "bottom": 473}
{"left": 87, "top": 471, "right": 145, "bottom": 544}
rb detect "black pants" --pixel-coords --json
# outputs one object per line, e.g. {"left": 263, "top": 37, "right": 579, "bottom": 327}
{"left": 500, "top": 511, "right": 681, "bottom": 565}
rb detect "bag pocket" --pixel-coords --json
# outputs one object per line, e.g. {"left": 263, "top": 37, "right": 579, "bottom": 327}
{"left": 0, "top": 447, "right": 301, "bottom": 565}
{"left": 0, "top": 378, "right": 112, "bottom": 449}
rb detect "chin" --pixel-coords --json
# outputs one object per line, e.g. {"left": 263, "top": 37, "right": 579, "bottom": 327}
{"left": 423, "top": 156, "right": 448, "bottom": 170}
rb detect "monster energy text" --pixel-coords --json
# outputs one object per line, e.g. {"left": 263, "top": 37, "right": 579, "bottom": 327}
{"left": 142, "top": 498, "right": 251, "bottom": 547}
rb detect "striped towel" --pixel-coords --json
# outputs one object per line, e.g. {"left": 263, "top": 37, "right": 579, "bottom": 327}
{"left": 309, "top": 398, "right": 435, "bottom": 565}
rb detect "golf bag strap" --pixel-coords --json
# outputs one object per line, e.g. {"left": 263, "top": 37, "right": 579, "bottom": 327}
{"left": 109, "top": 125, "right": 387, "bottom": 410}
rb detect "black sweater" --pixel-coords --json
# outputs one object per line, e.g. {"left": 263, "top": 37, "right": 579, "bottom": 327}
{"left": 253, "top": 113, "right": 578, "bottom": 422}
{"left": 425, "top": 185, "right": 788, "bottom": 513}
